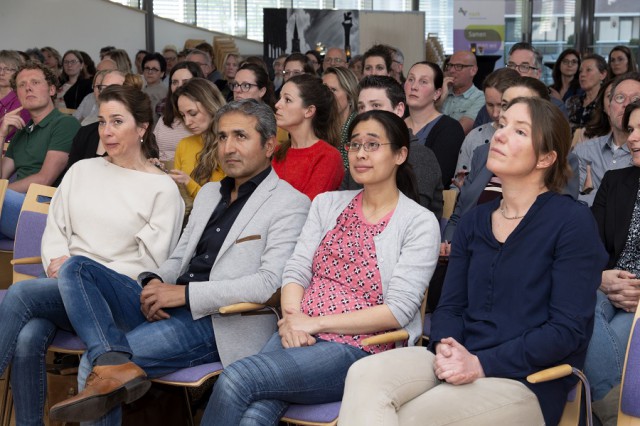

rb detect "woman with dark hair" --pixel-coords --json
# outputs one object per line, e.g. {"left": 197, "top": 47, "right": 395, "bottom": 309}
{"left": 608, "top": 45, "right": 638, "bottom": 77}
{"left": 567, "top": 53, "right": 608, "bottom": 134}
{"left": 340, "top": 97, "right": 607, "bottom": 426}
{"left": 56, "top": 50, "right": 93, "bottom": 109}
{"left": 305, "top": 50, "right": 322, "bottom": 75}
{"left": 79, "top": 51, "right": 96, "bottom": 80}
{"left": 574, "top": 78, "right": 615, "bottom": 146}
{"left": 153, "top": 61, "right": 203, "bottom": 162}
{"left": 404, "top": 61, "right": 465, "bottom": 186}
{"left": 171, "top": 78, "right": 226, "bottom": 213}
{"left": 231, "top": 62, "right": 276, "bottom": 109}
{"left": 0, "top": 85, "right": 183, "bottom": 425}
{"left": 142, "top": 52, "right": 167, "bottom": 113}
{"left": 549, "top": 48, "right": 582, "bottom": 102}
{"left": 585, "top": 101, "right": 640, "bottom": 425}
{"left": 282, "top": 53, "right": 316, "bottom": 83}
{"left": 322, "top": 66, "right": 360, "bottom": 169}
{"left": 202, "top": 110, "right": 441, "bottom": 425}
{"left": 273, "top": 73, "right": 344, "bottom": 200}
{"left": 41, "top": 46, "right": 62, "bottom": 76}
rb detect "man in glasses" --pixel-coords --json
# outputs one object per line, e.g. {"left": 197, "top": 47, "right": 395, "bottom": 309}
{"left": 440, "top": 51, "right": 484, "bottom": 135}
{"left": 322, "top": 47, "right": 347, "bottom": 72}
{"left": 573, "top": 72, "right": 640, "bottom": 205}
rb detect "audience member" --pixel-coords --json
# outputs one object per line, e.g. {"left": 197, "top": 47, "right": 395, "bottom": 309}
{"left": 99, "top": 46, "right": 116, "bottom": 61}
{"left": 41, "top": 46, "right": 62, "bottom": 76}
{"left": 25, "top": 48, "right": 45, "bottom": 64}
{"left": 362, "top": 44, "right": 392, "bottom": 77}
{"left": 0, "top": 50, "right": 31, "bottom": 142}
{"left": 322, "top": 47, "right": 348, "bottom": 71}
{"left": 344, "top": 75, "right": 444, "bottom": 218}
{"left": 153, "top": 61, "right": 203, "bottom": 162}
{"left": 567, "top": 54, "right": 608, "bottom": 135}
{"left": 231, "top": 62, "right": 276, "bottom": 109}
{"left": 134, "top": 49, "right": 148, "bottom": 74}
{"left": 283, "top": 53, "right": 315, "bottom": 83}
{"left": 0, "top": 83, "right": 183, "bottom": 426}
{"left": 217, "top": 52, "right": 241, "bottom": 101}
{"left": 440, "top": 50, "right": 485, "bottom": 135}
{"left": 56, "top": 50, "right": 93, "bottom": 110}
{"left": 578, "top": 78, "right": 615, "bottom": 145}
{"left": 573, "top": 72, "right": 639, "bottom": 205}
{"left": 162, "top": 45, "right": 179, "bottom": 74}
{"left": 103, "top": 49, "right": 132, "bottom": 73}
{"left": 203, "top": 110, "right": 440, "bottom": 425}
{"left": 273, "top": 74, "right": 344, "bottom": 200}
{"left": 549, "top": 48, "right": 582, "bottom": 102}
{"left": 305, "top": 50, "right": 322, "bottom": 75}
{"left": 195, "top": 42, "right": 222, "bottom": 83}
{"left": 141, "top": 52, "right": 167, "bottom": 114}
{"left": 586, "top": 101, "right": 640, "bottom": 426}
{"left": 271, "top": 53, "right": 287, "bottom": 91}
{"left": 390, "top": 46, "right": 405, "bottom": 84}
{"left": 339, "top": 97, "right": 607, "bottom": 426}
{"left": 49, "top": 99, "right": 310, "bottom": 424}
{"left": 404, "top": 61, "right": 465, "bottom": 187}
{"left": 0, "top": 61, "right": 80, "bottom": 240}
{"left": 608, "top": 45, "right": 638, "bottom": 78}
{"left": 187, "top": 48, "right": 216, "bottom": 83}
{"left": 348, "top": 54, "right": 364, "bottom": 80}
{"left": 322, "top": 66, "right": 359, "bottom": 168}
{"left": 73, "top": 59, "right": 120, "bottom": 125}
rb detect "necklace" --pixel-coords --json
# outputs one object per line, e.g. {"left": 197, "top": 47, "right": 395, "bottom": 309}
{"left": 499, "top": 200, "right": 525, "bottom": 220}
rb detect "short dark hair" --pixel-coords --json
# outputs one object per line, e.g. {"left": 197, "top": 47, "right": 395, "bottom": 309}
{"left": 623, "top": 101, "right": 640, "bottom": 131}
{"left": 357, "top": 75, "right": 406, "bottom": 108}
{"left": 508, "top": 42, "right": 542, "bottom": 69}
{"left": 142, "top": 52, "right": 167, "bottom": 75}
{"left": 483, "top": 67, "right": 520, "bottom": 93}
{"left": 511, "top": 76, "right": 550, "bottom": 100}
{"left": 363, "top": 44, "right": 393, "bottom": 73}
{"left": 237, "top": 62, "right": 276, "bottom": 110}
{"left": 162, "top": 61, "right": 204, "bottom": 127}
{"left": 284, "top": 53, "right": 316, "bottom": 75}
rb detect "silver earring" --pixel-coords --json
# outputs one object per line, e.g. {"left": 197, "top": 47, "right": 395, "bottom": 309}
{"left": 140, "top": 137, "right": 143, "bottom": 144}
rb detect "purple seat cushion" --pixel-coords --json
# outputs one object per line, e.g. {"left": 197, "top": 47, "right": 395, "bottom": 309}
{"left": 566, "top": 384, "right": 578, "bottom": 402}
{"left": 51, "top": 330, "right": 86, "bottom": 352}
{"left": 283, "top": 401, "right": 341, "bottom": 423}
{"left": 621, "top": 318, "right": 640, "bottom": 417}
{"left": 155, "top": 362, "right": 223, "bottom": 383}
{"left": 13, "top": 211, "right": 47, "bottom": 277}
{"left": 0, "top": 238, "right": 13, "bottom": 251}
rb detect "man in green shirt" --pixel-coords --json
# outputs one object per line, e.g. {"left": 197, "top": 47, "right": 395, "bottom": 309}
{"left": 0, "top": 61, "right": 79, "bottom": 239}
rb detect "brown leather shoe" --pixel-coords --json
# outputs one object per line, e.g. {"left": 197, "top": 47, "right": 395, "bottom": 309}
{"left": 49, "top": 361, "right": 151, "bottom": 422}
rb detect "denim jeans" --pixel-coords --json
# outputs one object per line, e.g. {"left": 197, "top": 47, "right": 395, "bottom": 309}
{"left": 0, "top": 189, "right": 25, "bottom": 239}
{"left": 0, "top": 277, "right": 74, "bottom": 426}
{"left": 584, "top": 290, "right": 634, "bottom": 400}
{"left": 56, "top": 256, "right": 219, "bottom": 426}
{"left": 202, "top": 333, "right": 370, "bottom": 426}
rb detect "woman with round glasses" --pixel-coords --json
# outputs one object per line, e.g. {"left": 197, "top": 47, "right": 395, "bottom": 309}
{"left": 404, "top": 61, "right": 465, "bottom": 187}
{"left": 231, "top": 62, "right": 276, "bottom": 109}
{"left": 171, "top": 78, "right": 226, "bottom": 214}
{"left": 153, "top": 61, "right": 203, "bottom": 162}
{"left": 549, "top": 48, "right": 582, "bottom": 102}
{"left": 273, "top": 73, "right": 344, "bottom": 200}
{"left": 202, "top": 110, "right": 440, "bottom": 425}
{"left": 56, "top": 50, "right": 92, "bottom": 109}
{"left": 141, "top": 52, "right": 167, "bottom": 114}
{"left": 608, "top": 45, "right": 638, "bottom": 77}
{"left": 567, "top": 53, "right": 608, "bottom": 135}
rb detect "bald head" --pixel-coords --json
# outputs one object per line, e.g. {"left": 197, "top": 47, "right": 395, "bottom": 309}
{"left": 446, "top": 50, "right": 478, "bottom": 93}
{"left": 96, "top": 58, "right": 118, "bottom": 72}
{"left": 323, "top": 47, "right": 347, "bottom": 69}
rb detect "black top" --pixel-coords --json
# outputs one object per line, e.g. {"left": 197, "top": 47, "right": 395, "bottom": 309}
{"left": 63, "top": 79, "right": 93, "bottom": 110}
{"left": 65, "top": 122, "right": 102, "bottom": 174}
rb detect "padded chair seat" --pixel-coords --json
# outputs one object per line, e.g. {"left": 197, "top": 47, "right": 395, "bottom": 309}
{"left": 51, "top": 330, "right": 86, "bottom": 352}
{"left": 154, "top": 362, "right": 223, "bottom": 386}
{"left": 621, "top": 317, "right": 640, "bottom": 417}
{"left": 13, "top": 211, "right": 47, "bottom": 277}
{"left": 283, "top": 401, "right": 341, "bottom": 424}
{"left": 0, "top": 238, "right": 13, "bottom": 251}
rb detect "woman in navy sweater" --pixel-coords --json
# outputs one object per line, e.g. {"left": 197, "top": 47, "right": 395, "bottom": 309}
{"left": 340, "top": 97, "right": 608, "bottom": 425}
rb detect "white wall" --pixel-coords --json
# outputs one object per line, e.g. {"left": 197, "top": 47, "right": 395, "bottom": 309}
{"left": 1, "top": 0, "right": 262, "bottom": 66}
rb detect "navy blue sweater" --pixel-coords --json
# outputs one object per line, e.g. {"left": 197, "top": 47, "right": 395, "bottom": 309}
{"left": 431, "top": 192, "right": 608, "bottom": 425}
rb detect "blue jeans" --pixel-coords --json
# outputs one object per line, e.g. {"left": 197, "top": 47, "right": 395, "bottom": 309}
{"left": 584, "top": 290, "right": 634, "bottom": 400}
{"left": 0, "top": 277, "right": 74, "bottom": 426}
{"left": 202, "top": 333, "right": 370, "bottom": 426}
{"left": 0, "top": 189, "right": 25, "bottom": 239}
{"left": 56, "top": 256, "right": 219, "bottom": 426}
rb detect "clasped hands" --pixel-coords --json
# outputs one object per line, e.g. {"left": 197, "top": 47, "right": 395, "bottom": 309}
{"left": 140, "top": 279, "right": 186, "bottom": 322}
{"left": 601, "top": 270, "right": 640, "bottom": 312}
{"left": 278, "top": 307, "right": 318, "bottom": 349}
{"left": 434, "top": 337, "right": 485, "bottom": 385}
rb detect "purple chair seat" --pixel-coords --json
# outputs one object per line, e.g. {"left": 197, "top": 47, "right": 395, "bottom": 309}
{"left": 154, "top": 362, "right": 223, "bottom": 386}
{"left": 13, "top": 211, "right": 47, "bottom": 277}
{"left": 50, "top": 330, "right": 86, "bottom": 353}
{"left": 283, "top": 401, "right": 341, "bottom": 424}
{"left": 621, "top": 318, "right": 640, "bottom": 417}
{"left": 0, "top": 238, "right": 13, "bottom": 251}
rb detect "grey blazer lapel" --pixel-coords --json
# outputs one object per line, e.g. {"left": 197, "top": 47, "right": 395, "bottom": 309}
{"left": 212, "top": 170, "right": 277, "bottom": 267}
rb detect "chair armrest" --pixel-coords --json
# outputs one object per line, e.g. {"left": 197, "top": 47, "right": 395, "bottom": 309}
{"left": 361, "top": 330, "right": 409, "bottom": 346}
{"left": 527, "top": 364, "right": 573, "bottom": 383}
{"left": 218, "top": 302, "right": 266, "bottom": 315}
{"left": 10, "top": 256, "right": 43, "bottom": 266}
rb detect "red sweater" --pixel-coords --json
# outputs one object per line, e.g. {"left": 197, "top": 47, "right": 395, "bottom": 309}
{"left": 272, "top": 140, "right": 345, "bottom": 200}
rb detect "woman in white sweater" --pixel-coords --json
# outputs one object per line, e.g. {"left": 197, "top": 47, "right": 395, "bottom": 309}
{"left": 0, "top": 85, "right": 184, "bottom": 425}
{"left": 202, "top": 110, "right": 440, "bottom": 425}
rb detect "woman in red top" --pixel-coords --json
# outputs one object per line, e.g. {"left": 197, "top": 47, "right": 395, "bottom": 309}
{"left": 272, "top": 73, "right": 344, "bottom": 200}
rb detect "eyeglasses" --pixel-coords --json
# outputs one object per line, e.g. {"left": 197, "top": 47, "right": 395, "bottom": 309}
{"left": 95, "top": 84, "right": 107, "bottom": 93}
{"left": 506, "top": 62, "right": 538, "bottom": 73}
{"left": 344, "top": 141, "right": 392, "bottom": 152}
{"left": 561, "top": 59, "right": 579, "bottom": 66}
{"left": 63, "top": 59, "right": 80, "bottom": 66}
{"left": 444, "top": 63, "right": 473, "bottom": 71}
{"left": 324, "top": 57, "right": 345, "bottom": 65}
{"left": 230, "top": 82, "right": 259, "bottom": 92}
{"left": 0, "top": 67, "right": 17, "bottom": 74}
{"left": 143, "top": 67, "right": 161, "bottom": 74}
{"left": 612, "top": 93, "right": 640, "bottom": 105}
{"left": 283, "top": 70, "right": 303, "bottom": 77}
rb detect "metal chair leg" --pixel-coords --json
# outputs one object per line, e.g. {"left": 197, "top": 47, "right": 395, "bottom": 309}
{"left": 183, "top": 387, "right": 195, "bottom": 426}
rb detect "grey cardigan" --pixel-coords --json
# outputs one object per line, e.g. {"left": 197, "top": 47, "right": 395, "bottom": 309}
{"left": 282, "top": 190, "right": 441, "bottom": 345}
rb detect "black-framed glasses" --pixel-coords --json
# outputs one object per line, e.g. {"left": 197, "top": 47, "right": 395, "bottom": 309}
{"left": 143, "top": 67, "right": 160, "bottom": 74}
{"left": 344, "top": 142, "right": 392, "bottom": 152}
{"left": 444, "top": 63, "right": 473, "bottom": 71}
{"left": 230, "top": 82, "right": 259, "bottom": 92}
{"left": 506, "top": 62, "right": 538, "bottom": 73}
{"left": 63, "top": 59, "right": 80, "bottom": 66}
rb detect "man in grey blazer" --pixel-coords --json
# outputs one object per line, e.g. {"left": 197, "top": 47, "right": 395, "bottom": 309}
{"left": 50, "top": 100, "right": 311, "bottom": 423}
